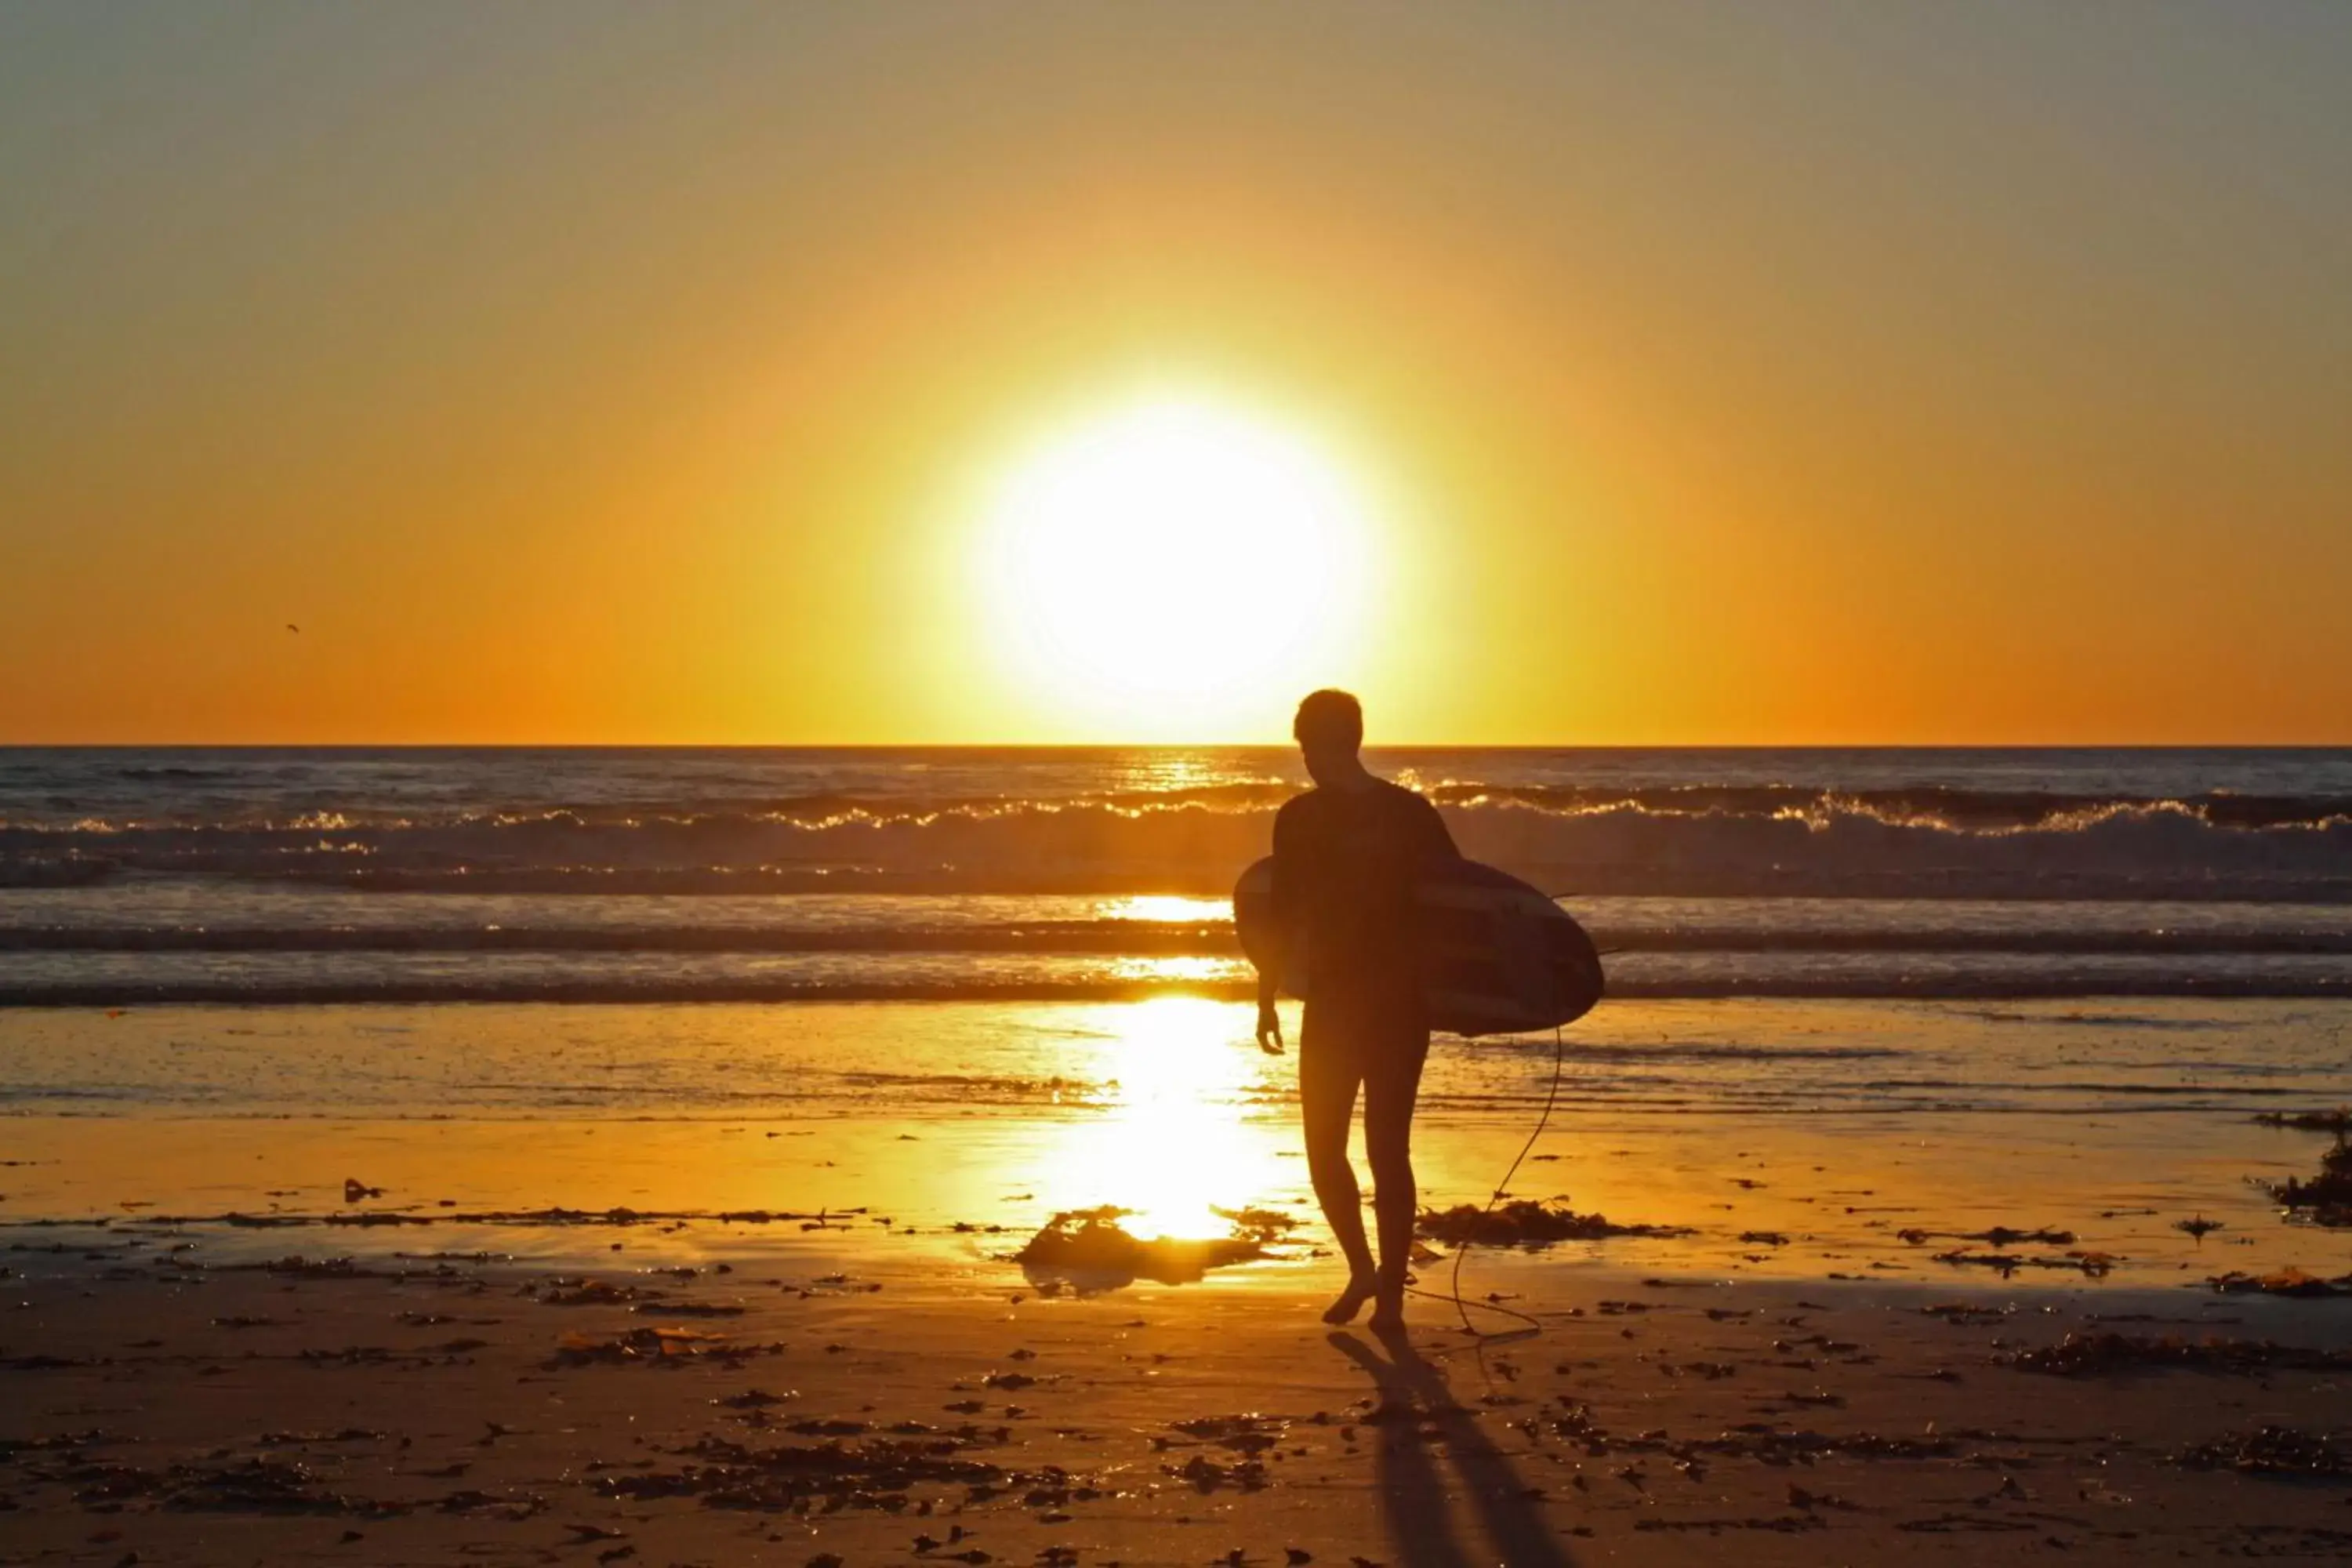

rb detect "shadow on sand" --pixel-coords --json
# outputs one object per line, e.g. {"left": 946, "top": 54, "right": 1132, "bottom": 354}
{"left": 1327, "top": 1327, "right": 1578, "bottom": 1568}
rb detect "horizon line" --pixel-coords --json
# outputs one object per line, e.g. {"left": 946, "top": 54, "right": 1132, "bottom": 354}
{"left": 5, "top": 740, "right": 2352, "bottom": 753}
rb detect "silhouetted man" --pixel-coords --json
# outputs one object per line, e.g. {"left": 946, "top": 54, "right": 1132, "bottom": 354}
{"left": 1257, "top": 689, "right": 1459, "bottom": 1328}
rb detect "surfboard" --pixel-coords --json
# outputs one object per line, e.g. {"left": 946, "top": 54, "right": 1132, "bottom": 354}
{"left": 1231, "top": 855, "right": 1604, "bottom": 1036}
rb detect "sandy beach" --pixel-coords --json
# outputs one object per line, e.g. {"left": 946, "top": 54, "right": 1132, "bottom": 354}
{"left": 9, "top": 1240, "right": 2352, "bottom": 1566}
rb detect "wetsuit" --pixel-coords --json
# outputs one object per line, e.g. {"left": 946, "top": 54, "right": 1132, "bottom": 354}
{"left": 1271, "top": 779, "right": 1461, "bottom": 1087}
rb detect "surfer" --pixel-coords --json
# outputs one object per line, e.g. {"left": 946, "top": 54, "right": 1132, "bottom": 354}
{"left": 1258, "top": 689, "right": 1461, "bottom": 1329}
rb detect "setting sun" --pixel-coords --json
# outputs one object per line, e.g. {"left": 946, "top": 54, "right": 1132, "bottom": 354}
{"left": 971, "top": 398, "right": 1379, "bottom": 738}
{"left": 10, "top": 10, "right": 2352, "bottom": 1561}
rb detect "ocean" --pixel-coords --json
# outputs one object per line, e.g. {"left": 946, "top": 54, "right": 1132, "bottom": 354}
{"left": 5, "top": 746, "right": 2352, "bottom": 1007}
{"left": 4, "top": 746, "right": 2350, "bottom": 1283}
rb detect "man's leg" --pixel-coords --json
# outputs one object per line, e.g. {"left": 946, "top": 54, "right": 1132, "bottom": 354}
{"left": 1299, "top": 1004, "right": 1377, "bottom": 1323}
{"left": 1362, "top": 1025, "right": 1431, "bottom": 1330}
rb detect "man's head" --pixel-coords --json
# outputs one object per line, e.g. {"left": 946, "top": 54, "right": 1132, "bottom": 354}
{"left": 1293, "top": 688, "right": 1364, "bottom": 786}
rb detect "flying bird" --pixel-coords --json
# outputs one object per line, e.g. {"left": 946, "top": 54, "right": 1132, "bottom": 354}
{"left": 285, "top": 623, "right": 300, "bottom": 633}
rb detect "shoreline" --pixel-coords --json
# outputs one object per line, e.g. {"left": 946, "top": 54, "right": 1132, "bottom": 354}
{"left": 4, "top": 993, "right": 2350, "bottom": 1562}
{"left": 5, "top": 1103, "right": 2346, "bottom": 1280}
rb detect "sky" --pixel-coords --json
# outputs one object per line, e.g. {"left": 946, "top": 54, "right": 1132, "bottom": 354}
{"left": 3, "top": 0, "right": 2348, "bottom": 745}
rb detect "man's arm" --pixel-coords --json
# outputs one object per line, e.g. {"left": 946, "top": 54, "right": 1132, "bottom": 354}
{"left": 1257, "top": 801, "right": 1296, "bottom": 1053}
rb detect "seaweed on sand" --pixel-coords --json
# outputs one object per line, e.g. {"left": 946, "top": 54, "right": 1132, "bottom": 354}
{"left": 2266, "top": 1141, "right": 2352, "bottom": 1228}
{"left": 1932, "top": 1248, "right": 2116, "bottom": 1277}
{"left": 2207, "top": 1268, "right": 2352, "bottom": 1298}
{"left": 1897, "top": 1226, "right": 2075, "bottom": 1247}
{"left": 2252, "top": 1108, "right": 2352, "bottom": 1138}
{"left": 1012, "top": 1207, "right": 1294, "bottom": 1290}
{"left": 597, "top": 1433, "right": 1020, "bottom": 1511}
{"left": 549, "top": 1327, "right": 783, "bottom": 1368}
{"left": 2179, "top": 1425, "right": 2352, "bottom": 1480}
{"left": 1416, "top": 1201, "right": 1692, "bottom": 1248}
{"left": 2007, "top": 1332, "right": 2352, "bottom": 1377}
{"left": 43, "top": 1457, "right": 408, "bottom": 1518}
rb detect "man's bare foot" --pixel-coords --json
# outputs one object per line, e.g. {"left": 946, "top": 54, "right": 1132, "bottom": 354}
{"left": 1367, "top": 1287, "right": 1406, "bottom": 1332}
{"left": 1322, "top": 1274, "right": 1377, "bottom": 1325}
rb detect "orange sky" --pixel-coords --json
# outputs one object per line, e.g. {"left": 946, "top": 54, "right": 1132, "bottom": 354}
{"left": 3, "top": 3, "right": 2348, "bottom": 744}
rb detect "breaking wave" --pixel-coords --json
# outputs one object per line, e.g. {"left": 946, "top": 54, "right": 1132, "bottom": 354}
{"left": 6, "top": 921, "right": 2352, "bottom": 956}
{"left": 10, "top": 784, "right": 2352, "bottom": 900}
{"left": 5, "top": 948, "right": 2351, "bottom": 1005}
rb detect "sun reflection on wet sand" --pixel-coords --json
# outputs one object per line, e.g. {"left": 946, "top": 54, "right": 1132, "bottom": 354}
{"left": 7, "top": 999, "right": 2349, "bottom": 1293}
{"left": 1019, "top": 996, "right": 1295, "bottom": 1241}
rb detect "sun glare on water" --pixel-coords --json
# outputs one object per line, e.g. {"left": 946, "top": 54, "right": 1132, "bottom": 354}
{"left": 975, "top": 398, "right": 1379, "bottom": 738}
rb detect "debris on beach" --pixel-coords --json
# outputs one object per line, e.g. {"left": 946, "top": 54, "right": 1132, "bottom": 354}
{"left": 25, "top": 1455, "right": 408, "bottom": 1518}
{"left": 2264, "top": 1139, "right": 2352, "bottom": 1227}
{"left": 2207, "top": 1267, "right": 2352, "bottom": 1298}
{"left": 1212, "top": 1205, "right": 1304, "bottom": 1236}
{"left": 1012, "top": 1206, "right": 1293, "bottom": 1289}
{"left": 1634, "top": 1514, "right": 1827, "bottom": 1534}
{"left": 550, "top": 1327, "right": 783, "bottom": 1368}
{"left": 1918, "top": 1302, "right": 2011, "bottom": 1325}
{"left": 1164, "top": 1450, "right": 1269, "bottom": 1493}
{"left": 1168, "top": 1413, "right": 1289, "bottom": 1454}
{"left": 1896, "top": 1226, "right": 2074, "bottom": 1247}
{"left": 1529, "top": 1402, "right": 1957, "bottom": 1465}
{"left": 1415, "top": 1201, "right": 1692, "bottom": 1248}
{"left": 713, "top": 1387, "right": 796, "bottom": 1409}
{"left": 2178, "top": 1425, "right": 2352, "bottom": 1479}
{"left": 254, "top": 1427, "right": 390, "bottom": 1446}
{"left": 539, "top": 1279, "right": 658, "bottom": 1307}
{"left": 2251, "top": 1108, "right": 2352, "bottom": 1137}
{"left": 598, "top": 1432, "right": 1022, "bottom": 1512}
{"left": 2007, "top": 1332, "right": 2352, "bottom": 1377}
{"left": 1929, "top": 1248, "right": 2115, "bottom": 1277}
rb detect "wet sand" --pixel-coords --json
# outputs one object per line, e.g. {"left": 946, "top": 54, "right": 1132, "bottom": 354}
{"left": 2, "top": 1098, "right": 2343, "bottom": 1290}
{"left": 6, "top": 996, "right": 2352, "bottom": 1562}
{"left": 7, "top": 1247, "right": 2352, "bottom": 1566}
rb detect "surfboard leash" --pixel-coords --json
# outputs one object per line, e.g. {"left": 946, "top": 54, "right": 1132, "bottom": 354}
{"left": 1413, "top": 905, "right": 1617, "bottom": 1341}
{"left": 1408, "top": 1016, "right": 1567, "bottom": 1341}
